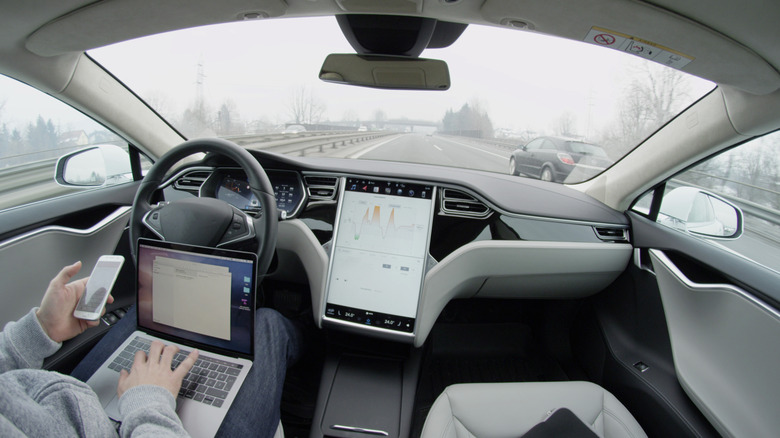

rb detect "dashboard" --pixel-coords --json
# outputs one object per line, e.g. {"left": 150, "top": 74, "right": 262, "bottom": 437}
{"left": 163, "top": 150, "right": 632, "bottom": 345}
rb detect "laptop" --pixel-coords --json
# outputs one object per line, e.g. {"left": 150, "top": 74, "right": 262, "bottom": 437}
{"left": 87, "top": 238, "right": 258, "bottom": 437}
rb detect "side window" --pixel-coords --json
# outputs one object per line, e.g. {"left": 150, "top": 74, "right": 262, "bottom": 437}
{"left": 0, "top": 74, "right": 142, "bottom": 211}
{"left": 635, "top": 130, "right": 780, "bottom": 271}
{"left": 525, "top": 139, "right": 543, "bottom": 150}
{"left": 541, "top": 139, "right": 557, "bottom": 150}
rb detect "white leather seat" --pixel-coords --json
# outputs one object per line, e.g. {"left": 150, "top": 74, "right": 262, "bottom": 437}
{"left": 420, "top": 381, "right": 646, "bottom": 438}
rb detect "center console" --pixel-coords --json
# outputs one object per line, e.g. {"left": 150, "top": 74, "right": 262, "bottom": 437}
{"left": 310, "top": 176, "right": 434, "bottom": 438}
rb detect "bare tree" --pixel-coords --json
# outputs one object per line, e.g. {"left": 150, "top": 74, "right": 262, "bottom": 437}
{"left": 216, "top": 100, "right": 243, "bottom": 136}
{"left": 598, "top": 62, "right": 692, "bottom": 156}
{"left": 288, "top": 86, "right": 325, "bottom": 125}
{"left": 553, "top": 111, "right": 578, "bottom": 137}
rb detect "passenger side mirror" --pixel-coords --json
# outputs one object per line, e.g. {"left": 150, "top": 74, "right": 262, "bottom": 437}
{"left": 54, "top": 144, "right": 133, "bottom": 187}
{"left": 658, "top": 187, "right": 743, "bottom": 239}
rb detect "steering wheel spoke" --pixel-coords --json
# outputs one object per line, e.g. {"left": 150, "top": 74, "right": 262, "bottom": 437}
{"left": 218, "top": 209, "right": 256, "bottom": 246}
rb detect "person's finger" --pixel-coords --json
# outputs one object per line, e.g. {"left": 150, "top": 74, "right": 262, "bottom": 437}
{"left": 71, "top": 277, "right": 90, "bottom": 302}
{"left": 133, "top": 349, "right": 147, "bottom": 368}
{"left": 117, "top": 369, "right": 130, "bottom": 398}
{"left": 106, "top": 294, "right": 115, "bottom": 305}
{"left": 148, "top": 341, "right": 164, "bottom": 363}
{"left": 173, "top": 350, "right": 199, "bottom": 380}
{"left": 160, "top": 344, "right": 179, "bottom": 367}
{"left": 50, "top": 261, "right": 82, "bottom": 289}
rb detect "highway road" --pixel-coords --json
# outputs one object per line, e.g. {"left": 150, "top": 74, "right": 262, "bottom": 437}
{"left": 353, "top": 133, "right": 511, "bottom": 174}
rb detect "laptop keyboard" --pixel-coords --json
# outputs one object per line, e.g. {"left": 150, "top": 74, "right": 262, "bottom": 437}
{"left": 108, "top": 336, "right": 244, "bottom": 408}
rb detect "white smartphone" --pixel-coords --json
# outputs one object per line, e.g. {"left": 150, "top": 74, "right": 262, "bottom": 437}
{"left": 73, "top": 255, "right": 125, "bottom": 320}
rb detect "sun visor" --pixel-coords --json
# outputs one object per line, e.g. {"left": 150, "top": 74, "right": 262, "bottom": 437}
{"left": 480, "top": 0, "right": 780, "bottom": 95}
{"left": 26, "top": 0, "right": 288, "bottom": 56}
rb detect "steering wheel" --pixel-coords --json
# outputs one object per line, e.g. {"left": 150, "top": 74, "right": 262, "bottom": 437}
{"left": 129, "top": 138, "right": 278, "bottom": 276}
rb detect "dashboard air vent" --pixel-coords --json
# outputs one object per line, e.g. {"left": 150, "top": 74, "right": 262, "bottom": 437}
{"left": 594, "top": 227, "right": 629, "bottom": 242}
{"left": 440, "top": 188, "right": 491, "bottom": 219}
{"left": 173, "top": 170, "right": 211, "bottom": 193}
{"left": 304, "top": 175, "right": 339, "bottom": 201}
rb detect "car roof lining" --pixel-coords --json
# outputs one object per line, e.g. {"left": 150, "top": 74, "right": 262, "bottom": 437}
{"left": 19, "top": 0, "right": 780, "bottom": 95}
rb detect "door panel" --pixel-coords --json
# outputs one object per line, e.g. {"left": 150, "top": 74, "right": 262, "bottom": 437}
{"left": 0, "top": 206, "right": 130, "bottom": 327}
{"left": 628, "top": 208, "right": 780, "bottom": 437}
{"left": 650, "top": 249, "right": 780, "bottom": 438}
{"left": 0, "top": 182, "right": 139, "bottom": 328}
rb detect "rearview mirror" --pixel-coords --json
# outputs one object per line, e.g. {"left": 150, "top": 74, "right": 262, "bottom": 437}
{"left": 319, "top": 54, "right": 450, "bottom": 91}
{"left": 659, "top": 187, "right": 744, "bottom": 239}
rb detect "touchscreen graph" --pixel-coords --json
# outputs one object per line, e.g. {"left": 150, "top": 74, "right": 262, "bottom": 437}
{"left": 336, "top": 194, "right": 430, "bottom": 258}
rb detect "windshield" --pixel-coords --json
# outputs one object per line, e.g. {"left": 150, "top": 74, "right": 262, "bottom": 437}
{"left": 89, "top": 17, "right": 714, "bottom": 183}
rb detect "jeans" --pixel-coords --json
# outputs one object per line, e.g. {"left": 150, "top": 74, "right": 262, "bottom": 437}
{"left": 71, "top": 306, "right": 303, "bottom": 438}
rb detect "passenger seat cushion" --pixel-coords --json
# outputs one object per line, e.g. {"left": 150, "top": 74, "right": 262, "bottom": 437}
{"left": 420, "top": 381, "right": 647, "bottom": 438}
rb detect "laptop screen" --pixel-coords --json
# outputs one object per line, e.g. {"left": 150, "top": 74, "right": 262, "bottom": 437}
{"left": 136, "top": 238, "right": 256, "bottom": 358}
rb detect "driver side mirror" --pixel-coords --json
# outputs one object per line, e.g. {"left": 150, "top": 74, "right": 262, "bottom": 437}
{"left": 658, "top": 187, "right": 744, "bottom": 239}
{"left": 54, "top": 145, "right": 133, "bottom": 187}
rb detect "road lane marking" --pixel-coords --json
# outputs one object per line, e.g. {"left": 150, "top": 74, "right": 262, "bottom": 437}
{"left": 433, "top": 144, "right": 443, "bottom": 151}
{"left": 348, "top": 136, "right": 400, "bottom": 159}
{"left": 442, "top": 137, "right": 508, "bottom": 159}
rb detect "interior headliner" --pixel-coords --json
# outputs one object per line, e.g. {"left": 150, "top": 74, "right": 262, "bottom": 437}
{"left": 11, "top": 0, "right": 780, "bottom": 95}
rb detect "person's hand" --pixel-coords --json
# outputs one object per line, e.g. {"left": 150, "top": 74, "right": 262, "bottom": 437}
{"left": 36, "top": 261, "right": 114, "bottom": 343}
{"left": 117, "top": 341, "right": 199, "bottom": 399}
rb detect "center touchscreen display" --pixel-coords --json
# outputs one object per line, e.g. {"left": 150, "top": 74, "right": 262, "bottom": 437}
{"left": 324, "top": 177, "right": 435, "bottom": 334}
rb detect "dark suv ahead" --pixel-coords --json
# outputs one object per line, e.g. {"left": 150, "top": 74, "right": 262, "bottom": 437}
{"left": 509, "top": 136, "right": 613, "bottom": 182}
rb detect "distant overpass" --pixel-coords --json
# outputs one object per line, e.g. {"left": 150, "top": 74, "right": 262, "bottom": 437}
{"left": 289, "top": 119, "right": 440, "bottom": 132}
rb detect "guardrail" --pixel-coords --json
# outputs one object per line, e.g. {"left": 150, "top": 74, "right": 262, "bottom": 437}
{"left": 246, "top": 131, "right": 394, "bottom": 156}
{"left": 223, "top": 130, "right": 355, "bottom": 146}
{"left": 0, "top": 131, "right": 392, "bottom": 210}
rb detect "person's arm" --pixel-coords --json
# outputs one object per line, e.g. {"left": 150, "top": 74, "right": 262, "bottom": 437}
{"left": 117, "top": 340, "right": 199, "bottom": 437}
{"left": 0, "top": 261, "right": 112, "bottom": 373}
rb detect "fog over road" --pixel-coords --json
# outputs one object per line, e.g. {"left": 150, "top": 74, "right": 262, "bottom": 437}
{"left": 347, "top": 133, "right": 511, "bottom": 174}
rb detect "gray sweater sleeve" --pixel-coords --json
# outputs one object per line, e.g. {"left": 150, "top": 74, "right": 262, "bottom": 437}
{"left": 0, "top": 308, "right": 61, "bottom": 373}
{"left": 1, "top": 310, "right": 190, "bottom": 437}
{"left": 119, "top": 385, "right": 190, "bottom": 437}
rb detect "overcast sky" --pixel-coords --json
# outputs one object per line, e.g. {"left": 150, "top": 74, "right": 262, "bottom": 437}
{"left": 2, "top": 16, "right": 713, "bottom": 139}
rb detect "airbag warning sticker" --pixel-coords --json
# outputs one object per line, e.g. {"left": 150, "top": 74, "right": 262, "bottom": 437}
{"left": 584, "top": 26, "right": 693, "bottom": 69}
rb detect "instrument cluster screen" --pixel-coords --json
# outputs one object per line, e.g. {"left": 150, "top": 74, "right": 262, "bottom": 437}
{"left": 213, "top": 170, "right": 304, "bottom": 217}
